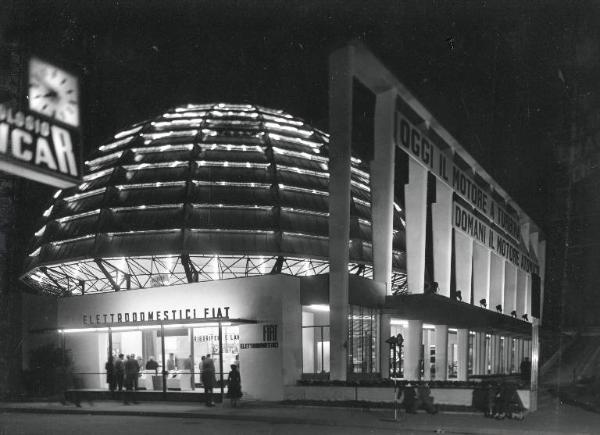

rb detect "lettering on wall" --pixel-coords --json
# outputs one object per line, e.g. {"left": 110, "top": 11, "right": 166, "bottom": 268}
{"left": 82, "top": 305, "right": 230, "bottom": 326}
{"left": 453, "top": 202, "right": 539, "bottom": 274}
{"left": 394, "top": 110, "right": 523, "bottom": 245}
{"left": 240, "top": 324, "right": 279, "bottom": 350}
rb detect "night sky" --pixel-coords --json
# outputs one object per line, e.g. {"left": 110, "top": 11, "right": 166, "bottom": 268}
{"left": 2, "top": 0, "right": 599, "bottom": 328}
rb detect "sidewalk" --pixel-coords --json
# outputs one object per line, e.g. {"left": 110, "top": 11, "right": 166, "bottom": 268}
{"left": 1, "top": 392, "right": 600, "bottom": 434}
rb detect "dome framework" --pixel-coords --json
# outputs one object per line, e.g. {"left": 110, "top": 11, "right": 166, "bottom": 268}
{"left": 22, "top": 103, "right": 406, "bottom": 296}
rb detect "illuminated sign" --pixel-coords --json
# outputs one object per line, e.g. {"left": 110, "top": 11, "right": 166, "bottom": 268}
{"left": 453, "top": 201, "right": 539, "bottom": 274}
{"left": 0, "top": 103, "right": 81, "bottom": 188}
{"left": 82, "top": 305, "right": 231, "bottom": 325}
{"left": 393, "top": 110, "right": 522, "bottom": 244}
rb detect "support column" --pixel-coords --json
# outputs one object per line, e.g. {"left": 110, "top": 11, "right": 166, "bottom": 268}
{"left": 472, "top": 243, "right": 490, "bottom": 308}
{"left": 371, "top": 88, "right": 397, "bottom": 379}
{"left": 405, "top": 159, "right": 428, "bottom": 293}
{"left": 454, "top": 231, "right": 474, "bottom": 303}
{"left": 423, "top": 328, "right": 431, "bottom": 381}
{"left": 457, "top": 328, "right": 469, "bottom": 381}
{"left": 405, "top": 320, "right": 423, "bottom": 380}
{"left": 474, "top": 332, "right": 486, "bottom": 375}
{"left": 328, "top": 45, "right": 354, "bottom": 381}
{"left": 489, "top": 253, "right": 505, "bottom": 313}
{"left": 435, "top": 325, "right": 449, "bottom": 381}
{"left": 379, "top": 314, "right": 391, "bottom": 378}
{"left": 432, "top": 180, "right": 453, "bottom": 297}
{"left": 530, "top": 319, "right": 540, "bottom": 411}
{"left": 516, "top": 269, "right": 527, "bottom": 318}
{"left": 491, "top": 335, "right": 501, "bottom": 374}
{"left": 504, "top": 263, "right": 517, "bottom": 315}
{"left": 504, "top": 337, "right": 512, "bottom": 374}
{"left": 515, "top": 338, "right": 523, "bottom": 371}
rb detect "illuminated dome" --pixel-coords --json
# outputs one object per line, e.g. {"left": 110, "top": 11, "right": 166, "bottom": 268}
{"left": 22, "top": 103, "right": 406, "bottom": 295}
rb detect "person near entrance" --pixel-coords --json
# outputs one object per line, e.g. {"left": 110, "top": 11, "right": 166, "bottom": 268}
{"left": 115, "top": 354, "right": 125, "bottom": 392}
{"left": 201, "top": 353, "right": 216, "bottom": 406}
{"left": 105, "top": 355, "right": 116, "bottom": 397}
{"left": 226, "top": 364, "right": 242, "bottom": 407}
{"left": 145, "top": 356, "right": 159, "bottom": 374}
{"left": 124, "top": 354, "right": 140, "bottom": 404}
{"left": 520, "top": 357, "right": 531, "bottom": 384}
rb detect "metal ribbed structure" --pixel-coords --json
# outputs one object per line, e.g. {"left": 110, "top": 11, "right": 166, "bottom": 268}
{"left": 22, "top": 103, "right": 406, "bottom": 296}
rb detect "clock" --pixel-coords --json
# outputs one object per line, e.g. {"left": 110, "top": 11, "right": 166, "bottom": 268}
{"left": 28, "top": 57, "right": 80, "bottom": 128}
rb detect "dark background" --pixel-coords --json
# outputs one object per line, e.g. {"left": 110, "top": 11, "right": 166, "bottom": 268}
{"left": 0, "top": 1, "right": 598, "bottom": 392}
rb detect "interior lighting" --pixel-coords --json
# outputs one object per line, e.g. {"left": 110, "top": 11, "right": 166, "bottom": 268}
{"left": 56, "top": 209, "right": 101, "bottom": 223}
{"left": 263, "top": 121, "right": 313, "bottom": 137}
{"left": 83, "top": 168, "right": 115, "bottom": 182}
{"left": 393, "top": 203, "right": 402, "bottom": 212}
{"left": 261, "top": 113, "right": 304, "bottom": 126}
{"left": 163, "top": 111, "right": 207, "bottom": 119}
{"left": 34, "top": 226, "right": 46, "bottom": 237}
{"left": 390, "top": 319, "right": 408, "bottom": 327}
{"left": 85, "top": 151, "right": 124, "bottom": 168}
{"left": 132, "top": 144, "right": 194, "bottom": 154}
{"left": 144, "top": 129, "right": 198, "bottom": 140}
{"left": 307, "top": 304, "right": 330, "bottom": 312}
{"left": 63, "top": 187, "right": 107, "bottom": 203}
{"left": 42, "top": 205, "right": 54, "bottom": 217}
{"left": 423, "top": 323, "right": 436, "bottom": 330}
{"left": 114, "top": 125, "right": 143, "bottom": 139}
{"left": 354, "top": 198, "right": 371, "bottom": 208}
{"left": 28, "top": 247, "right": 42, "bottom": 257}
{"left": 99, "top": 136, "right": 134, "bottom": 152}
{"left": 50, "top": 234, "right": 95, "bottom": 247}
{"left": 268, "top": 132, "right": 321, "bottom": 149}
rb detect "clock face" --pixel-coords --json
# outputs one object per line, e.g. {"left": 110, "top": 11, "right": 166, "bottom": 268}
{"left": 28, "top": 57, "right": 80, "bottom": 127}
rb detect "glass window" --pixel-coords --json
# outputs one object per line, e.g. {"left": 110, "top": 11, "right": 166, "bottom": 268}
{"left": 347, "top": 305, "right": 378, "bottom": 374}
{"left": 302, "top": 309, "right": 330, "bottom": 376}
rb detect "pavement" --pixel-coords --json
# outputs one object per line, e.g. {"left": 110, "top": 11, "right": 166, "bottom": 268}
{"left": 1, "top": 390, "right": 600, "bottom": 434}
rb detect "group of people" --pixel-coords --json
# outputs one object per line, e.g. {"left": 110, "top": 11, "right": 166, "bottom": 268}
{"left": 398, "top": 382, "right": 438, "bottom": 414}
{"left": 198, "top": 354, "right": 242, "bottom": 407}
{"left": 105, "top": 353, "right": 142, "bottom": 404}
{"left": 105, "top": 352, "right": 242, "bottom": 407}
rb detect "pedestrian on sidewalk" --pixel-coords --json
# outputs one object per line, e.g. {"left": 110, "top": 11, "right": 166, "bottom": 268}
{"left": 201, "top": 353, "right": 216, "bottom": 407}
{"left": 115, "top": 354, "right": 125, "bottom": 393}
{"left": 124, "top": 354, "right": 140, "bottom": 405}
{"left": 105, "top": 355, "right": 116, "bottom": 398}
{"left": 226, "top": 364, "right": 242, "bottom": 407}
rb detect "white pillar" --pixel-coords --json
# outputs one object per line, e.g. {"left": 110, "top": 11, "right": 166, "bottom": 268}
{"left": 405, "top": 320, "right": 423, "bottom": 380}
{"left": 328, "top": 45, "right": 354, "bottom": 380}
{"left": 405, "top": 159, "right": 428, "bottom": 293}
{"left": 474, "top": 332, "right": 486, "bottom": 375}
{"left": 457, "top": 329, "right": 469, "bottom": 381}
{"left": 472, "top": 242, "right": 490, "bottom": 308}
{"left": 379, "top": 314, "right": 391, "bottom": 377}
{"left": 454, "top": 231, "right": 474, "bottom": 303}
{"left": 435, "top": 325, "right": 449, "bottom": 381}
{"left": 491, "top": 335, "right": 501, "bottom": 374}
{"left": 489, "top": 253, "right": 505, "bottom": 312}
{"left": 423, "top": 328, "right": 432, "bottom": 381}
{"left": 371, "top": 89, "right": 397, "bottom": 379}
{"left": 516, "top": 269, "right": 527, "bottom": 318}
{"left": 515, "top": 338, "right": 523, "bottom": 372}
{"left": 432, "top": 180, "right": 453, "bottom": 297}
{"left": 504, "top": 263, "right": 518, "bottom": 315}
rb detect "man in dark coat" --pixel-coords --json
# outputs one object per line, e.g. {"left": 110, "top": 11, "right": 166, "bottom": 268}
{"left": 114, "top": 354, "right": 125, "bottom": 392}
{"left": 201, "top": 354, "right": 216, "bottom": 406}
{"left": 124, "top": 354, "right": 140, "bottom": 404}
{"left": 105, "top": 356, "right": 116, "bottom": 397}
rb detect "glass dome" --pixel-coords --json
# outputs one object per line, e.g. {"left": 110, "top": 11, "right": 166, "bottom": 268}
{"left": 22, "top": 103, "right": 406, "bottom": 295}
